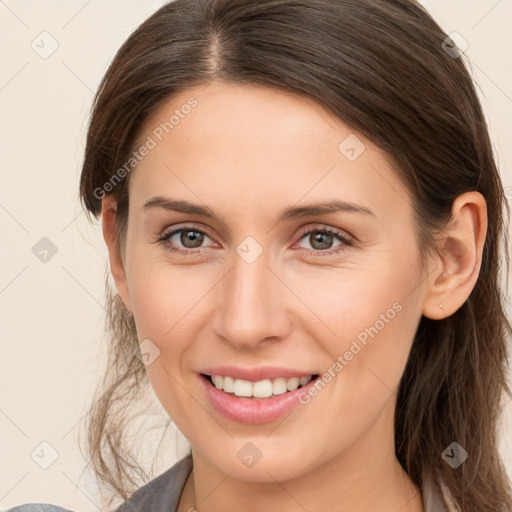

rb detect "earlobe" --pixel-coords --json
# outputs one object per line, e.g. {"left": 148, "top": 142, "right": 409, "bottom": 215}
{"left": 101, "top": 196, "right": 133, "bottom": 314}
{"left": 422, "top": 191, "right": 487, "bottom": 320}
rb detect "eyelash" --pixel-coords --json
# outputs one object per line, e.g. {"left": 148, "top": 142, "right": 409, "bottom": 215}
{"left": 154, "top": 225, "right": 353, "bottom": 258}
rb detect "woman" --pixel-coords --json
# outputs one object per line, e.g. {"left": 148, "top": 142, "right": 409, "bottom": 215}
{"left": 8, "top": 0, "right": 512, "bottom": 511}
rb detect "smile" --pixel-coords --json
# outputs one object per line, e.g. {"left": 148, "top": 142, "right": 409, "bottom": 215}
{"left": 206, "top": 374, "right": 316, "bottom": 398}
{"left": 199, "top": 373, "right": 320, "bottom": 425}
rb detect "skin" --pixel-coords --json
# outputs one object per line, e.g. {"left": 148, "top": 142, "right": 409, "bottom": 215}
{"left": 101, "top": 81, "right": 487, "bottom": 512}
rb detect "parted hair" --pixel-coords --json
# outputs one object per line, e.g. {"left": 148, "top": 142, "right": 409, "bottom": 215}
{"left": 78, "top": 1, "right": 512, "bottom": 510}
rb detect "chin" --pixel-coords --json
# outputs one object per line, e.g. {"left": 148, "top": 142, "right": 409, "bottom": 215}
{"left": 197, "top": 440, "right": 324, "bottom": 484}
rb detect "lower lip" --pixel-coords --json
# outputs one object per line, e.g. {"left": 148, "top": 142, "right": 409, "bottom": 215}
{"left": 199, "top": 374, "right": 319, "bottom": 425}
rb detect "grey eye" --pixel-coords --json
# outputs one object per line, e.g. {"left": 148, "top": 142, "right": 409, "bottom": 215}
{"left": 298, "top": 230, "right": 344, "bottom": 251}
{"left": 168, "top": 229, "right": 210, "bottom": 249}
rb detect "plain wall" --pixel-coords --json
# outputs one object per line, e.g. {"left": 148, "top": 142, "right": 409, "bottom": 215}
{"left": 1, "top": 1, "right": 511, "bottom": 510}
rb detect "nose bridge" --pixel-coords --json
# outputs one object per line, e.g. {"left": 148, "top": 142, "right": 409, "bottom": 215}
{"left": 213, "top": 244, "right": 289, "bottom": 347}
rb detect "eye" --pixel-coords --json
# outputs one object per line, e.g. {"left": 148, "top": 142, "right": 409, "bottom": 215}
{"left": 295, "top": 226, "right": 353, "bottom": 256}
{"left": 154, "top": 224, "right": 354, "bottom": 258}
{"left": 156, "top": 226, "right": 216, "bottom": 256}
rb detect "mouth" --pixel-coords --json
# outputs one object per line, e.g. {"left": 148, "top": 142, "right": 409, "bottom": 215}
{"left": 200, "top": 373, "right": 320, "bottom": 399}
{"left": 199, "top": 371, "right": 322, "bottom": 424}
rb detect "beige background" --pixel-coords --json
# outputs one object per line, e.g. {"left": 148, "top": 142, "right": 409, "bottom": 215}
{"left": 1, "top": 1, "right": 511, "bottom": 510}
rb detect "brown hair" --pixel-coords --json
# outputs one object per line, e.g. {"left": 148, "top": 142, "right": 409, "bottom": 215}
{"left": 78, "top": 0, "right": 512, "bottom": 510}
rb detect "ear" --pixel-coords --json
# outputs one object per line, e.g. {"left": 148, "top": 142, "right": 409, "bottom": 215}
{"left": 422, "top": 191, "right": 487, "bottom": 320}
{"left": 101, "top": 195, "right": 133, "bottom": 314}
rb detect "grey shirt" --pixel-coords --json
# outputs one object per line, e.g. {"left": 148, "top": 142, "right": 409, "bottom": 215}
{"left": 5, "top": 455, "right": 453, "bottom": 512}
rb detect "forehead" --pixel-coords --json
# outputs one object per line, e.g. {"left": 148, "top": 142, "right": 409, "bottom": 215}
{"left": 129, "top": 82, "right": 412, "bottom": 223}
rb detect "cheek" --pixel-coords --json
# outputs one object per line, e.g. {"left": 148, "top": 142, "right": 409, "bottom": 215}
{"left": 288, "top": 275, "right": 420, "bottom": 450}
{"left": 294, "top": 249, "right": 422, "bottom": 392}
{"left": 126, "top": 256, "right": 217, "bottom": 359}
{"left": 293, "top": 256, "right": 418, "bottom": 343}
{"left": 125, "top": 262, "right": 212, "bottom": 424}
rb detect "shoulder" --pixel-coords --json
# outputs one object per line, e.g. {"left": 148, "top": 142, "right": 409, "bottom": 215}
{"left": 3, "top": 456, "right": 193, "bottom": 512}
{"left": 3, "top": 505, "right": 74, "bottom": 512}
{"left": 114, "top": 454, "right": 193, "bottom": 512}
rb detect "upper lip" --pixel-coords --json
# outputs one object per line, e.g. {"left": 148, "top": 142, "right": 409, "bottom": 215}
{"left": 200, "top": 366, "right": 318, "bottom": 382}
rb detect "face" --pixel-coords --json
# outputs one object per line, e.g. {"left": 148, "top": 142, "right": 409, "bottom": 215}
{"left": 106, "top": 82, "right": 430, "bottom": 482}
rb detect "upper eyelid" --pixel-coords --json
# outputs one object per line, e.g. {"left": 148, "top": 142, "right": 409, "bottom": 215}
{"left": 295, "top": 224, "right": 352, "bottom": 241}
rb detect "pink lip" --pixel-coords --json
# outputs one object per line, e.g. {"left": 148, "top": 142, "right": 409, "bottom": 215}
{"left": 200, "top": 365, "right": 316, "bottom": 381}
{"left": 199, "top": 373, "right": 319, "bottom": 425}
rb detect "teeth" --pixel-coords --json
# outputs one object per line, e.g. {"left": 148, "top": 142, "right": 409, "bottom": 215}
{"left": 233, "top": 379, "right": 253, "bottom": 397}
{"left": 286, "top": 377, "right": 300, "bottom": 391}
{"left": 223, "top": 376, "right": 235, "bottom": 393}
{"left": 252, "top": 379, "right": 273, "bottom": 398}
{"left": 212, "top": 375, "right": 223, "bottom": 389}
{"left": 272, "top": 377, "right": 287, "bottom": 396}
{"left": 299, "top": 376, "right": 310, "bottom": 386}
{"left": 209, "top": 374, "right": 313, "bottom": 398}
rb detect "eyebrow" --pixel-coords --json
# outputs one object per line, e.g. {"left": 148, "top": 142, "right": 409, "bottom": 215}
{"left": 142, "top": 196, "right": 375, "bottom": 221}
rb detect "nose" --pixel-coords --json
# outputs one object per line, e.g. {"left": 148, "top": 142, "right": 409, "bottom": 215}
{"left": 212, "top": 248, "right": 292, "bottom": 350}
